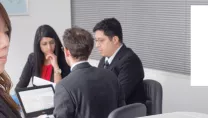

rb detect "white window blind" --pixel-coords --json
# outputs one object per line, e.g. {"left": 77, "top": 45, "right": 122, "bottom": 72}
{"left": 71, "top": 0, "right": 206, "bottom": 75}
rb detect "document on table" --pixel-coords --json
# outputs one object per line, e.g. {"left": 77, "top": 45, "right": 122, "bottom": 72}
{"left": 33, "top": 76, "right": 56, "bottom": 88}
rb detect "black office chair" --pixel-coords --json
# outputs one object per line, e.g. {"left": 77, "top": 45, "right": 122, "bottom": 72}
{"left": 143, "top": 79, "right": 163, "bottom": 115}
{"left": 108, "top": 103, "right": 147, "bottom": 118}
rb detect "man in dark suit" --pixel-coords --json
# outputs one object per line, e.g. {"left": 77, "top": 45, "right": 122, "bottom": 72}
{"left": 93, "top": 18, "right": 145, "bottom": 104}
{"left": 53, "top": 27, "right": 125, "bottom": 118}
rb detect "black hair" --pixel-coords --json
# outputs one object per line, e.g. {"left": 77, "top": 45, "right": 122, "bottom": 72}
{"left": 93, "top": 17, "right": 123, "bottom": 43}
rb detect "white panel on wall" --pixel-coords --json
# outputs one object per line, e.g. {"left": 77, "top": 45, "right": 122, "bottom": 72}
{"left": 191, "top": 5, "right": 208, "bottom": 86}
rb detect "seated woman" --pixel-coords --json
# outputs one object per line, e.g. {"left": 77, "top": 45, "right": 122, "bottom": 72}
{"left": 0, "top": 3, "right": 21, "bottom": 118}
{"left": 15, "top": 24, "right": 70, "bottom": 89}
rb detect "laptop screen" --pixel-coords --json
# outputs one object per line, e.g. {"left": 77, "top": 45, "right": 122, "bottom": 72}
{"left": 18, "top": 86, "right": 54, "bottom": 113}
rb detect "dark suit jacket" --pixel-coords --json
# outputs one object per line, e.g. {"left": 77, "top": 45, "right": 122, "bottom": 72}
{"left": 54, "top": 62, "right": 125, "bottom": 118}
{"left": 15, "top": 53, "right": 70, "bottom": 90}
{"left": 0, "top": 96, "right": 21, "bottom": 118}
{"left": 98, "top": 44, "right": 145, "bottom": 104}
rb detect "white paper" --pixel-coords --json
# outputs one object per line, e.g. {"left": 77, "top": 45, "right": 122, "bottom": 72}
{"left": 36, "top": 114, "right": 55, "bottom": 118}
{"left": 33, "top": 76, "right": 56, "bottom": 88}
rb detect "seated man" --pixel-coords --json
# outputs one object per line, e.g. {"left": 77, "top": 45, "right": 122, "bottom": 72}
{"left": 93, "top": 18, "right": 145, "bottom": 104}
{"left": 53, "top": 27, "right": 125, "bottom": 118}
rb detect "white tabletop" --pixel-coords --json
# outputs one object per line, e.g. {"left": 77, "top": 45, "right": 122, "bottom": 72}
{"left": 139, "top": 112, "right": 208, "bottom": 118}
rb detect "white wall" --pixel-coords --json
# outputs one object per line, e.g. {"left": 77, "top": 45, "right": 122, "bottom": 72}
{"left": 88, "top": 59, "right": 208, "bottom": 114}
{"left": 5, "top": 0, "right": 71, "bottom": 93}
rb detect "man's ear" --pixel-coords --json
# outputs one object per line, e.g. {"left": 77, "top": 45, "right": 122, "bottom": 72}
{"left": 64, "top": 48, "right": 71, "bottom": 57}
{"left": 112, "top": 36, "right": 119, "bottom": 44}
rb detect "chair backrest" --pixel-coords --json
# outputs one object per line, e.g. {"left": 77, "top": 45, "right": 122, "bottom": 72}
{"left": 143, "top": 79, "right": 163, "bottom": 115}
{"left": 108, "top": 103, "right": 147, "bottom": 118}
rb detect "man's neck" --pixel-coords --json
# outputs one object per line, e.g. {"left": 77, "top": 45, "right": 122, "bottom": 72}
{"left": 70, "top": 59, "right": 80, "bottom": 66}
{"left": 105, "top": 43, "right": 123, "bottom": 64}
{"left": 70, "top": 60, "right": 88, "bottom": 71}
{"left": 108, "top": 43, "right": 122, "bottom": 57}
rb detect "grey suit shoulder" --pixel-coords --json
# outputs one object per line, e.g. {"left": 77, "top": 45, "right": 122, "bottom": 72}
{"left": 54, "top": 62, "right": 125, "bottom": 118}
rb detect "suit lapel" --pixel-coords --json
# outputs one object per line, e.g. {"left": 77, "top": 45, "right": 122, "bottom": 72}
{"left": 108, "top": 44, "right": 127, "bottom": 70}
{"left": 71, "top": 62, "right": 91, "bottom": 72}
{"left": 98, "top": 44, "right": 128, "bottom": 70}
{"left": 98, "top": 57, "right": 105, "bottom": 68}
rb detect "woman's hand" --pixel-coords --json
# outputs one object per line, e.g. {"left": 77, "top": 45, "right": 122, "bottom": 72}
{"left": 46, "top": 53, "right": 59, "bottom": 69}
{"left": 46, "top": 53, "right": 62, "bottom": 83}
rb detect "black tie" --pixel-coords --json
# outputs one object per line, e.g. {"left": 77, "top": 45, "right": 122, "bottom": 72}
{"left": 104, "top": 60, "right": 110, "bottom": 69}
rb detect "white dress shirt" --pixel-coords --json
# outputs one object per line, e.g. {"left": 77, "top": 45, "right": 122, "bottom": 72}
{"left": 70, "top": 61, "right": 88, "bottom": 71}
{"left": 105, "top": 44, "right": 123, "bottom": 64}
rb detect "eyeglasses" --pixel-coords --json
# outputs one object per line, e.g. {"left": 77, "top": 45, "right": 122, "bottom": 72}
{"left": 61, "top": 47, "right": 64, "bottom": 52}
{"left": 61, "top": 47, "right": 69, "bottom": 52}
{"left": 94, "top": 39, "right": 105, "bottom": 45}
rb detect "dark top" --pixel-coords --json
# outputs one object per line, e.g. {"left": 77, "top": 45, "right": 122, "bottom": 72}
{"left": 98, "top": 44, "right": 145, "bottom": 104}
{"left": 0, "top": 95, "right": 21, "bottom": 118}
{"left": 15, "top": 53, "right": 70, "bottom": 90}
{"left": 53, "top": 62, "right": 125, "bottom": 118}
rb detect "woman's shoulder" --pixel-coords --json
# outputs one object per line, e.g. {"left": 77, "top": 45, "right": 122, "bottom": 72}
{"left": 0, "top": 96, "right": 11, "bottom": 114}
{"left": 0, "top": 95, "right": 5, "bottom": 105}
{"left": 28, "top": 52, "right": 34, "bottom": 58}
{"left": 0, "top": 96, "right": 21, "bottom": 118}
{"left": 27, "top": 52, "right": 34, "bottom": 63}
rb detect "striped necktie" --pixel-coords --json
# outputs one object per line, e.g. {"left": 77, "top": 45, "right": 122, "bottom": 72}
{"left": 104, "top": 60, "right": 110, "bottom": 69}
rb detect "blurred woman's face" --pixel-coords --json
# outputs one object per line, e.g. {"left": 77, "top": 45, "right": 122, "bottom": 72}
{"left": 0, "top": 16, "right": 9, "bottom": 74}
{"left": 40, "top": 37, "right": 56, "bottom": 56}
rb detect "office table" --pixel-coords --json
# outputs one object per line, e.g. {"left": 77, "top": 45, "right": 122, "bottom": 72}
{"left": 139, "top": 112, "right": 208, "bottom": 118}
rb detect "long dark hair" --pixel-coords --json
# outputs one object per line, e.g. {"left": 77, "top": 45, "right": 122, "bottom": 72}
{"left": 33, "top": 24, "right": 65, "bottom": 77}
{"left": 0, "top": 3, "right": 19, "bottom": 111}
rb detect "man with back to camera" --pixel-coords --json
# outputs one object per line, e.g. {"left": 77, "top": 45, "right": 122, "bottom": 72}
{"left": 53, "top": 27, "right": 126, "bottom": 118}
{"left": 93, "top": 17, "right": 145, "bottom": 104}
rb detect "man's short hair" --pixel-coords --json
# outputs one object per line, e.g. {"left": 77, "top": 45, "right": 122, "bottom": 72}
{"left": 63, "top": 27, "right": 94, "bottom": 60}
{"left": 93, "top": 17, "right": 123, "bottom": 43}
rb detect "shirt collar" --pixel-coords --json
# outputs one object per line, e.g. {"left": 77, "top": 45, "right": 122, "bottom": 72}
{"left": 71, "top": 61, "right": 88, "bottom": 71}
{"left": 105, "top": 44, "right": 123, "bottom": 64}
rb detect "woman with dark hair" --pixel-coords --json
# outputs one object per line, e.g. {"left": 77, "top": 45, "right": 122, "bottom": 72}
{"left": 15, "top": 24, "right": 70, "bottom": 89}
{"left": 0, "top": 3, "right": 22, "bottom": 118}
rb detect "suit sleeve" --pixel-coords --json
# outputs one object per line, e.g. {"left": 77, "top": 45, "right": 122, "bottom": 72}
{"left": 0, "top": 113, "right": 6, "bottom": 118}
{"left": 60, "top": 57, "right": 71, "bottom": 78}
{"left": 118, "top": 55, "right": 144, "bottom": 100}
{"left": 118, "top": 80, "right": 126, "bottom": 107}
{"left": 15, "top": 53, "right": 34, "bottom": 90}
{"left": 54, "top": 83, "right": 75, "bottom": 118}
